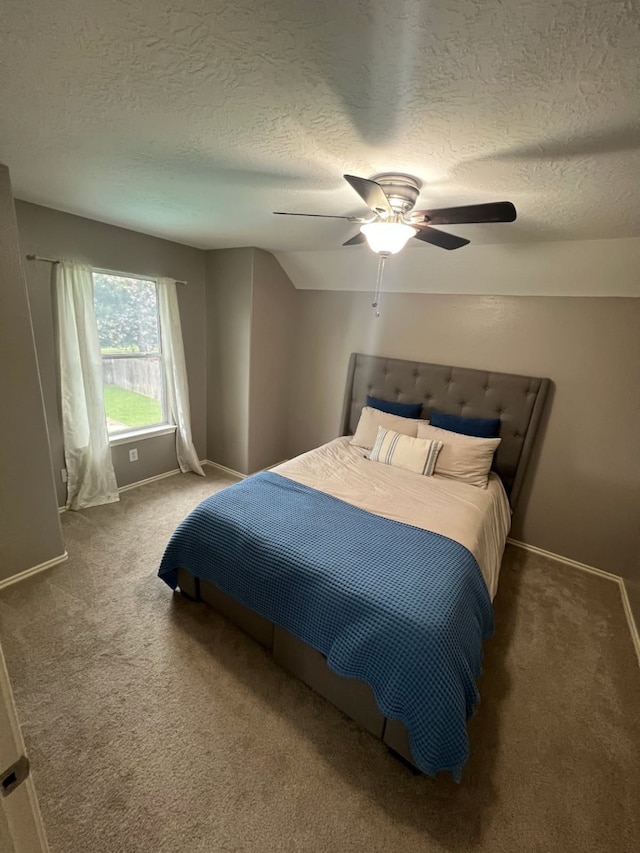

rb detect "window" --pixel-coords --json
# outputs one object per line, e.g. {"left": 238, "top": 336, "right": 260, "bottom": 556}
{"left": 92, "top": 271, "right": 170, "bottom": 437}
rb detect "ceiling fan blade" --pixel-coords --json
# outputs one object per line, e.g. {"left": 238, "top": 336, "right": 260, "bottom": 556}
{"left": 343, "top": 232, "right": 366, "bottom": 246}
{"left": 343, "top": 175, "right": 393, "bottom": 216}
{"left": 273, "top": 211, "right": 358, "bottom": 220}
{"left": 413, "top": 225, "right": 470, "bottom": 250}
{"left": 413, "top": 201, "right": 517, "bottom": 225}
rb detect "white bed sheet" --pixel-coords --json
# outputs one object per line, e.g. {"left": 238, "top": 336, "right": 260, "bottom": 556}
{"left": 272, "top": 437, "right": 512, "bottom": 600}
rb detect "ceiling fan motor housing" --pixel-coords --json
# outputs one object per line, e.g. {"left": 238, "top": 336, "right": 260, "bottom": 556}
{"left": 371, "top": 173, "right": 422, "bottom": 216}
{"left": 273, "top": 173, "right": 515, "bottom": 251}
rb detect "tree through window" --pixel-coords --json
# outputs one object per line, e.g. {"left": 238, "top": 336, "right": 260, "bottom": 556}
{"left": 92, "top": 271, "right": 168, "bottom": 435}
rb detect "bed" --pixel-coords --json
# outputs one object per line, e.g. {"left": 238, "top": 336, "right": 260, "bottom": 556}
{"left": 159, "top": 353, "right": 550, "bottom": 779}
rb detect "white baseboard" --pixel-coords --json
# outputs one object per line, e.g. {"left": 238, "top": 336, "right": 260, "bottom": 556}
{"left": 508, "top": 538, "right": 640, "bottom": 668}
{"left": 202, "top": 459, "right": 289, "bottom": 479}
{"left": 202, "top": 460, "right": 246, "bottom": 479}
{"left": 58, "top": 460, "right": 280, "bottom": 506}
{"left": 58, "top": 463, "right": 209, "bottom": 510}
{"left": 0, "top": 552, "right": 69, "bottom": 591}
{"left": 506, "top": 538, "right": 622, "bottom": 583}
{"left": 117, "top": 467, "right": 182, "bottom": 493}
{"left": 265, "top": 459, "right": 289, "bottom": 470}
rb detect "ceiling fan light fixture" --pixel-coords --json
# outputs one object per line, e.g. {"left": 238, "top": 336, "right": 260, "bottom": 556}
{"left": 360, "top": 221, "right": 416, "bottom": 255}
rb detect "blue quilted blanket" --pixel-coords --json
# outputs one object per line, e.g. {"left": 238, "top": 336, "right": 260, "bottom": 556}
{"left": 159, "top": 471, "right": 493, "bottom": 779}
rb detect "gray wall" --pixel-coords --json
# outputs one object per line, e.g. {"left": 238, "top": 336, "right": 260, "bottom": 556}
{"left": 205, "top": 248, "right": 297, "bottom": 475}
{"left": 288, "top": 291, "right": 640, "bottom": 605}
{"left": 0, "top": 168, "right": 64, "bottom": 581}
{"left": 248, "top": 249, "right": 297, "bottom": 473}
{"left": 15, "top": 201, "right": 207, "bottom": 503}
{"left": 205, "top": 248, "right": 253, "bottom": 473}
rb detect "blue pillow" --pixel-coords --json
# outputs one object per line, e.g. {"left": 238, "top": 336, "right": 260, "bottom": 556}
{"left": 430, "top": 411, "right": 501, "bottom": 438}
{"left": 366, "top": 395, "right": 422, "bottom": 419}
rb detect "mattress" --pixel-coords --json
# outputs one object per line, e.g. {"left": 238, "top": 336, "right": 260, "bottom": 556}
{"left": 272, "top": 437, "right": 512, "bottom": 599}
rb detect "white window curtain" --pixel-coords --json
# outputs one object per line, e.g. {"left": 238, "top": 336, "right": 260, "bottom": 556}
{"left": 156, "top": 278, "right": 205, "bottom": 476}
{"left": 56, "top": 261, "right": 119, "bottom": 510}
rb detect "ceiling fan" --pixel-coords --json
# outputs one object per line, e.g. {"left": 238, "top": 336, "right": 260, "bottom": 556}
{"left": 274, "top": 173, "right": 516, "bottom": 255}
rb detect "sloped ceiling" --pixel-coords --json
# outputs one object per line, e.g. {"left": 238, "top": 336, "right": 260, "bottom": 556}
{"left": 1, "top": 1, "right": 638, "bottom": 267}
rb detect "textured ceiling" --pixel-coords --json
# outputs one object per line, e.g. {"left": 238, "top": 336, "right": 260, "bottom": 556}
{"left": 1, "top": 0, "right": 639, "bottom": 251}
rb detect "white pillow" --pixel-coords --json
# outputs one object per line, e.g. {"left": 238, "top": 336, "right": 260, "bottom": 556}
{"left": 369, "top": 427, "right": 443, "bottom": 476}
{"left": 416, "top": 422, "right": 501, "bottom": 488}
{"left": 350, "top": 406, "right": 423, "bottom": 450}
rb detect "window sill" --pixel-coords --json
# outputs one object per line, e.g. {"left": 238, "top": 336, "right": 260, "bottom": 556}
{"left": 109, "top": 424, "right": 177, "bottom": 447}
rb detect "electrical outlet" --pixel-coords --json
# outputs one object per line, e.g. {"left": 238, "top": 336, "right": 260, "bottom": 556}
{"left": 60, "top": 468, "right": 68, "bottom": 484}
{"left": 129, "top": 448, "right": 138, "bottom": 462}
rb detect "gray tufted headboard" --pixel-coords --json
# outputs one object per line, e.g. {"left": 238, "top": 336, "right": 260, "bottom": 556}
{"left": 340, "top": 353, "right": 550, "bottom": 509}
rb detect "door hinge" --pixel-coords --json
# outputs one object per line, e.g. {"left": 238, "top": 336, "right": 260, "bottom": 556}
{"left": 1, "top": 755, "right": 30, "bottom": 797}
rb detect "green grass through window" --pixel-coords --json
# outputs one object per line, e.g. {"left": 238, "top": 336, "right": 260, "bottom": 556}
{"left": 104, "top": 384, "right": 162, "bottom": 429}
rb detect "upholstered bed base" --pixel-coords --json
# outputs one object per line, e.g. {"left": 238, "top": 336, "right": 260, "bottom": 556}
{"left": 177, "top": 568, "right": 415, "bottom": 767}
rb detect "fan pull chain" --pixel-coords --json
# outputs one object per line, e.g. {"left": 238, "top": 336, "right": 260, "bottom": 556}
{"left": 372, "top": 253, "right": 387, "bottom": 318}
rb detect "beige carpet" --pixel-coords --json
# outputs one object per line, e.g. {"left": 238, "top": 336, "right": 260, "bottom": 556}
{"left": 1, "top": 469, "right": 639, "bottom": 853}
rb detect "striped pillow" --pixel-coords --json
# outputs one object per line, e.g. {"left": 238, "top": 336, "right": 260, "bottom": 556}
{"left": 369, "top": 427, "right": 443, "bottom": 477}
